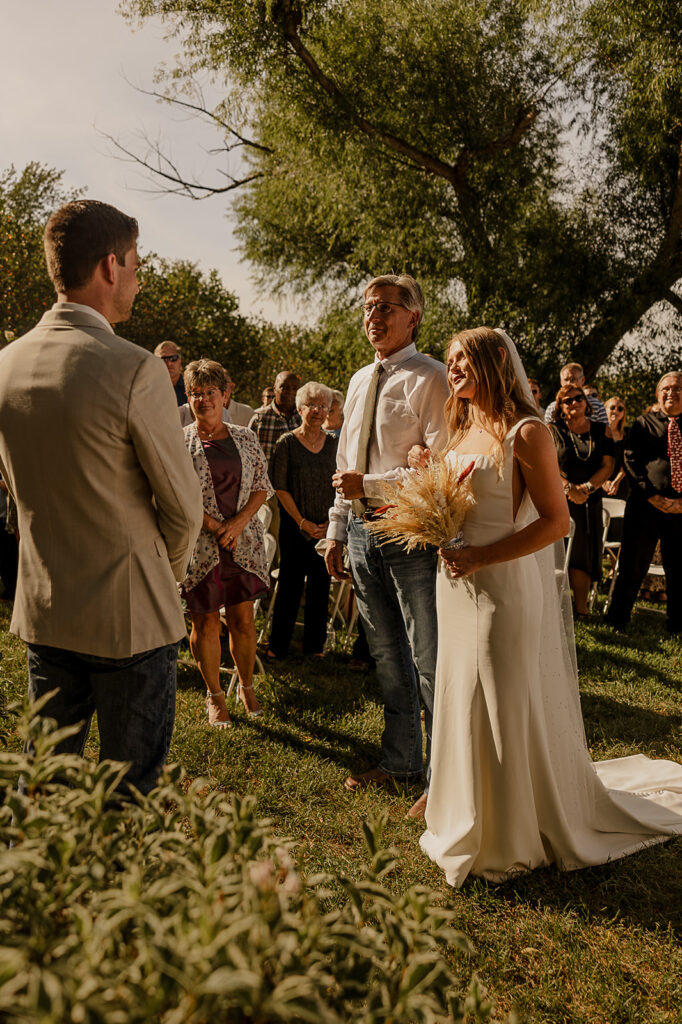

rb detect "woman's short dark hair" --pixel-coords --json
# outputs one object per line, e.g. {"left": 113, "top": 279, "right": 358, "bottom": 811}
{"left": 44, "top": 200, "right": 138, "bottom": 292}
{"left": 553, "top": 384, "right": 593, "bottom": 422}
{"left": 184, "top": 359, "right": 229, "bottom": 394}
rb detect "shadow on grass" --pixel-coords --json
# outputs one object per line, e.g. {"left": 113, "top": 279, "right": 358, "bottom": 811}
{"left": 486, "top": 834, "right": 682, "bottom": 936}
{"left": 580, "top": 692, "right": 682, "bottom": 749}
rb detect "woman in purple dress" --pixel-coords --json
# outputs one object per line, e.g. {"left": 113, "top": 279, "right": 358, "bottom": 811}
{"left": 181, "top": 360, "right": 273, "bottom": 727}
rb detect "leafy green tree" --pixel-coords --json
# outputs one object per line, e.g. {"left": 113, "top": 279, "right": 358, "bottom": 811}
{"left": 119, "top": 0, "right": 682, "bottom": 381}
{"left": 125, "top": 254, "right": 269, "bottom": 403}
{"left": 0, "top": 163, "right": 80, "bottom": 338}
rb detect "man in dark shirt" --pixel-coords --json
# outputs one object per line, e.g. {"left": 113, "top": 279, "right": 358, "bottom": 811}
{"left": 248, "top": 371, "right": 302, "bottom": 463}
{"left": 155, "top": 340, "right": 187, "bottom": 406}
{"left": 606, "top": 372, "right": 682, "bottom": 632}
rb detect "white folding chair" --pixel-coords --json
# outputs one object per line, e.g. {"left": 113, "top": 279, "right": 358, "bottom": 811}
{"left": 556, "top": 519, "right": 575, "bottom": 598}
{"left": 256, "top": 503, "right": 273, "bottom": 532}
{"left": 601, "top": 498, "right": 626, "bottom": 614}
{"left": 587, "top": 506, "right": 612, "bottom": 611}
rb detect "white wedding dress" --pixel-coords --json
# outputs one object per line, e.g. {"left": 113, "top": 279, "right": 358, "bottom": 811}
{"left": 420, "top": 418, "right": 682, "bottom": 887}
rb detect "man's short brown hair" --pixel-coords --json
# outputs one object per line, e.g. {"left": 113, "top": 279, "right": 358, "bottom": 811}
{"left": 44, "top": 200, "right": 138, "bottom": 292}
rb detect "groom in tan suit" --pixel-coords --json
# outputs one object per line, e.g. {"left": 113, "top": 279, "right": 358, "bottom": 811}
{"left": 0, "top": 200, "right": 203, "bottom": 794}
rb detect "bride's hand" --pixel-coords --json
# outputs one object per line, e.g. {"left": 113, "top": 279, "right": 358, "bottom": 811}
{"left": 439, "top": 544, "right": 484, "bottom": 577}
{"left": 407, "top": 445, "right": 431, "bottom": 469}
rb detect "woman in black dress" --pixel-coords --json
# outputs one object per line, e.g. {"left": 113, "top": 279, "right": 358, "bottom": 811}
{"left": 181, "top": 360, "right": 273, "bottom": 727}
{"left": 551, "top": 385, "right": 615, "bottom": 617}
{"left": 267, "top": 381, "right": 338, "bottom": 660}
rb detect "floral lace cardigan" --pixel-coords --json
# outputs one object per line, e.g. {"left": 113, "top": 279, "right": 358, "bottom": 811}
{"left": 182, "top": 422, "right": 274, "bottom": 592}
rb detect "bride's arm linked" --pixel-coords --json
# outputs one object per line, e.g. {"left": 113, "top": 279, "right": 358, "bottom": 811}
{"left": 440, "top": 421, "right": 570, "bottom": 578}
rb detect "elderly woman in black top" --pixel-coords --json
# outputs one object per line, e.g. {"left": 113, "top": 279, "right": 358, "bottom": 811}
{"left": 551, "top": 384, "right": 615, "bottom": 617}
{"left": 267, "top": 381, "right": 338, "bottom": 660}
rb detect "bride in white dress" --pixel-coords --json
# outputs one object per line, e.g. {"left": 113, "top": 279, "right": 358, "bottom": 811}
{"left": 418, "top": 327, "right": 682, "bottom": 887}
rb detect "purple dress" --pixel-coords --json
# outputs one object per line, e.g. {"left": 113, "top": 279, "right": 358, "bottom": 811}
{"left": 183, "top": 435, "right": 268, "bottom": 614}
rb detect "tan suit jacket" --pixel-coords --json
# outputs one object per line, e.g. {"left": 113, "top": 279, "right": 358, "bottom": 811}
{"left": 0, "top": 305, "right": 204, "bottom": 658}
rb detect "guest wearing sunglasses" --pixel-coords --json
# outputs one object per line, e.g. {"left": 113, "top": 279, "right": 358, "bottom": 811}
{"left": 603, "top": 396, "right": 630, "bottom": 501}
{"left": 154, "top": 340, "right": 187, "bottom": 405}
{"left": 551, "top": 385, "right": 615, "bottom": 617}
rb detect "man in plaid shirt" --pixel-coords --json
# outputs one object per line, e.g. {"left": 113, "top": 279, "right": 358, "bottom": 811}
{"left": 249, "top": 371, "right": 302, "bottom": 463}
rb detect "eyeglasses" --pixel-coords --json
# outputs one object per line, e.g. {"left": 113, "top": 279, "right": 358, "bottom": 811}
{"left": 660, "top": 386, "right": 682, "bottom": 395}
{"left": 301, "top": 402, "right": 330, "bottom": 413}
{"left": 607, "top": 405, "right": 624, "bottom": 412}
{"left": 276, "top": 386, "right": 299, "bottom": 395}
{"left": 562, "top": 395, "right": 587, "bottom": 405}
{"left": 362, "top": 301, "right": 407, "bottom": 317}
{"left": 161, "top": 355, "right": 180, "bottom": 363}
{"left": 188, "top": 388, "right": 222, "bottom": 400}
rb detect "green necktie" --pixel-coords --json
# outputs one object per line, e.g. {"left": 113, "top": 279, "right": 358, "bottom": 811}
{"left": 351, "top": 362, "right": 384, "bottom": 517}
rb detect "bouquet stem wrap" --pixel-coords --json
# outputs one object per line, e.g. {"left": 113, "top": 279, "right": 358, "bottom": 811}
{"left": 364, "top": 453, "right": 476, "bottom": 551}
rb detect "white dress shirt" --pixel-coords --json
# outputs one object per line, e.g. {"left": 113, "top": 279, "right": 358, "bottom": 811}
{"left": 327, "top": 342, "right": 449, "bottom": 543}
{"left": 52, "top": 302, "right": 113, "bottom": 333}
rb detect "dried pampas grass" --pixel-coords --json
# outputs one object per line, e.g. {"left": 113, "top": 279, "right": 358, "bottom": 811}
{"left": 365, "top": 452, "right": 476, "bottom": 551}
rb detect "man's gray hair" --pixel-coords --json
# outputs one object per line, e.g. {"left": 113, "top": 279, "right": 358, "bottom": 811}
{"left": 296, "top": 381, "right": 334, "bottom": 411}
{"left": 656, "top": 371, "right": 682, "bottom": 391}
{"left": 364, "top": 273, "right": 424, "bottom": 340}
{"left": 329, "top": 388, "right": 345, "bottom": 410}
{"left": 154, "top": 340, "right": 181, "bottom": 357}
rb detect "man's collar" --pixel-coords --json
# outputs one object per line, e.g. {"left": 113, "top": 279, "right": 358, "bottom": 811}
{"left": 374, "top": 341, "right": 417, "bottom": 373}
{"left": 51, "top": 302, "right": 113, "bottom": 333}
{"left": 272, "top": 401, "right": 296, "bottom": 419}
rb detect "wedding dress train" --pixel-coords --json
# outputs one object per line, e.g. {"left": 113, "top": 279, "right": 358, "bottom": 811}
{"left": 420, "top": 419, "right": 682, "bottom": 887}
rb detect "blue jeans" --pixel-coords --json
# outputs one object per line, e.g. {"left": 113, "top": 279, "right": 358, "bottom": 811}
{"left": 26, "top": 641, "right": 179, "bottom": 795}
{"left": 347, "top": 516, "right": 438, "bottom": 783}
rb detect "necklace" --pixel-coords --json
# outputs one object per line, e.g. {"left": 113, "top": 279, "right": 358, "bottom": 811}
{"left": 295, "top": 427, "right": 325, "bottom": 453}
{"left": 569, "top": 424, "right": 593, "bottom": 461}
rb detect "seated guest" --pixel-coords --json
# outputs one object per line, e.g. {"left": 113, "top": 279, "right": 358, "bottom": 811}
{"left": 545, "top": 363, "right": 608, "bottom": 424}
{"left": 603, "top": 396, "right": 630, "bottom": 500}
{"left": 551, "top": 384, "right": 614, "bottom": 617}
{"left": 181, "top": 359, "right": 273, "bottom": 725}
{"left": 324, "top": 389, "right": 345, "bottom": 438}
{"left": 154, "top": 340, "right": 187, "bottom": 405}
{"left": 249, "top": 371, "right": 301, "bottom": 464}
{"left": 607, "top": 372, "right": 682, "bottom": 633}
{"left": 267, "top": 382, "right": 338, "bottom": 660}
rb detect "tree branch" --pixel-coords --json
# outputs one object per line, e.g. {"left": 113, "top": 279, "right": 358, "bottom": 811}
{"left": 100, "top": 130, "right": 264, "bottom": 199}
{"left": 653, "top": 139, "right": 682, "bottom": 270}
{"left": 665, "top": 287, "right": 682, "bottom": 317}
{"left": 121, "top": 75, "right": 273, "bottom": 155}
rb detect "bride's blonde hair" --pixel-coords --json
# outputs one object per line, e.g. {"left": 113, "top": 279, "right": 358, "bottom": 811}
{"left": 444, "top": 326, "right": 539, "bottom": 462}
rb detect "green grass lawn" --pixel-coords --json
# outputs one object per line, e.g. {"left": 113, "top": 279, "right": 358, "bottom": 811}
{"left": 1, "top": 601, "right": 681, "bottom": 1023}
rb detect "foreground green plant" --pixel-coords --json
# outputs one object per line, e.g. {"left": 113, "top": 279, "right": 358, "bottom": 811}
{"left": 0, "top": 701, "right": 498, "bottom": 1023}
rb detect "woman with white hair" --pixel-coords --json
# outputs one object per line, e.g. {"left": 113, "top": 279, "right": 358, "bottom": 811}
{"left": 323, "top": 389, "right": 345, "bottom": 438}
{"left": 267, "top": 381, "right": 338, "bottom": 660}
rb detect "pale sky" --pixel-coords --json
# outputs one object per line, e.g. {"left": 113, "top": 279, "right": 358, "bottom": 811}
{"left": 2, "top": 0, "right": 308, "bottom": 324}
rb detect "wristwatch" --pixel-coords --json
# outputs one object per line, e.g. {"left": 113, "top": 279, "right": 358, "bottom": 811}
{"left": 584, "top": 482, "right": 595, "bottom": 494}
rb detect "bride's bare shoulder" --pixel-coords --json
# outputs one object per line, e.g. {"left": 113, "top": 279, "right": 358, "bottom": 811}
{"left": 513, "top": 417, "right": 556, "bottom": 461}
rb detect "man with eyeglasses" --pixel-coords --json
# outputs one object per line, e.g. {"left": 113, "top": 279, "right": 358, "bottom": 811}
{"left": 154, "top": 340, "right": 187, "bottom": 406}
{"left": 607, "top": 372, "right": 682, "bottom": 634}
{"left": 544, "top": 363, "right": 608, "bottom": 425}
{"left": 325, "top": 273, "right": 449, "bottom": 819}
